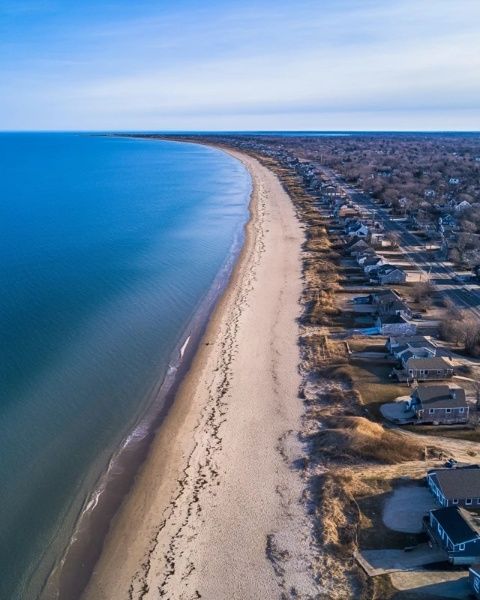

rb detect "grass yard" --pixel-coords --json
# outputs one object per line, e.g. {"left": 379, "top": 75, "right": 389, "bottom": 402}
{"left": 347, "top": 337, "right": 388, "bottom": 353}
{"left": 328, "top": 360, "right": 408, "bottom": 419}
{"left": 404, "top": 424, "right": 480, "bottom": 446}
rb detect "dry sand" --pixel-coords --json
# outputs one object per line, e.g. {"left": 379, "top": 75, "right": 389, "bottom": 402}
{"left": 82, "top": 148, "right": 319, "bottom": 599}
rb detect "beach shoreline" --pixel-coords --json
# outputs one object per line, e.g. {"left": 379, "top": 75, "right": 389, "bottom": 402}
{"left": 82, "top": 146, "right": 317, "bottom": 599}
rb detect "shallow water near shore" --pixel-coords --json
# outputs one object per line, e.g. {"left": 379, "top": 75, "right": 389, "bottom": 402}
{"left": 0, "top": 133, "right": 250, "bottom": 599}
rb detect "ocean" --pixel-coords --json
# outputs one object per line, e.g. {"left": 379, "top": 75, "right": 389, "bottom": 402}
{"left": 0, "top": 133, "right": 251, "bottom": 599}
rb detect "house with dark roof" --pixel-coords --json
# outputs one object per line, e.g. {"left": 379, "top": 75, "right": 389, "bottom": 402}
{"left": 346, "top": 221, "right": 369, "bottom": 238}
{"left": 427, "top": 466, "right": 480, "bottom": 507}
{"left": 362, "top": 256, "right": 385, "bottom": 274}
{"left": 407, "top": 385, "right": 469, "bottom": 425}
{"left": 386, "top": 335, "right": 436, "bottom": 353}
{"left": 469, "top": 564, "right": 480, "bottom": 598}
{"left": 345, "top": 237, "right": 370, "bottom": 255}
{"left": 397, "top": 356, "right": 454, "bottom": 381}
{"left": 393, "top": 341, "right": 437, "bottom": 367}
{"left": 426, "top": 506, "right": 480, "bottom": 564}
{"left": 370, "top": 264, "right": 407, "bottom": 285}
{"left": 375, "top": 315, "right": 416, "bottom": 336}
{"left": 371, "top": 290, "right": 412, "bottom": 319}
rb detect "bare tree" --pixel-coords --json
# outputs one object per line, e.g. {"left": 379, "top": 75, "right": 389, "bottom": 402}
{"left": 411, "top": 280, "right": 435, "bottom": 309}
{"left": 386, "top": 231, "right": 400, "bottom": 249}
{"left": 444, "top": 298, "right": 463, "bottom": 321}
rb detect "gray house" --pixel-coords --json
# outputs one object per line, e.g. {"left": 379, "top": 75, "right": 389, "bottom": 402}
{"left": 403, "top": 357, "right": 454, "bottom": 381}
{"left": 370, "top": 264, "right": 407, "bottom": 284}
{"left": 375, "top": 315, "right": 416, "bottom": 336}
{"left": 346, "top": 238, "right": 370, "bottom": 255}
{"left": 363, "top": 256, "right": 384, "bottom": 274}
{"left": 407, "top": 385, "right": 469, "bottom": 425}
{"left": 387, "top": 335, "right": 436, "bottom": 353}
{"left": 393, "top": 340, "right": 437, "bottom": 367}
{"left": 427, "top": 466, "right": 480, "bottom": 507}
{"left": 426, "top": 506, "right": 480, "bottom": 564}
{"left": 372, "top": 290, "right": 412, "bottom": 319}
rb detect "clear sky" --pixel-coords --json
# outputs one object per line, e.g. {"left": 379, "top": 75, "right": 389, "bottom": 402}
{"left": 1, "top": 0, "right": 480, "bottom": 131}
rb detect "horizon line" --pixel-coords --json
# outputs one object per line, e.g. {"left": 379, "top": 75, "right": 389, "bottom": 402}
{"left": 2, "top": 129, "right": 480, "bottom": 134}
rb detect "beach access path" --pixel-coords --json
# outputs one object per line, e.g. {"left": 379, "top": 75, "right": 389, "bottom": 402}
{"left": 82, "top": 148, "right": 319, "bottom": 599}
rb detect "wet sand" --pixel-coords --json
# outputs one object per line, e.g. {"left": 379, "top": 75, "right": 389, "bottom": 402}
{"left": 82, "top": 147, "right": 318, "bottom": 599}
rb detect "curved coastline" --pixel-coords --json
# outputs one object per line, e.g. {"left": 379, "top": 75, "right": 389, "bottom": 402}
{"left": 36, "top": 143, "right": 253, "bottom": 600}
{"left": 81, "top": 145, "right": 315, "bottom": 599}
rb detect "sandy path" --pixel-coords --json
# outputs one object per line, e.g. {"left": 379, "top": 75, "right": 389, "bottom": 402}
{"left": 82, "top": 149, "right": 318, "bottom": 599}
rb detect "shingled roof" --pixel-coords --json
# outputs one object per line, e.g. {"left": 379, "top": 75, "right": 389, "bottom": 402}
{"left": 406, "top": 357, "right": 452, "bottom": 370}
{"left": 415, "top": 385, "right": 467, "bottom": 409}
{"left": 431, "top": 506, "right": 480, "bottom": 544}
{"left": 430, "top": 466, "right": 480, "bottom": 500}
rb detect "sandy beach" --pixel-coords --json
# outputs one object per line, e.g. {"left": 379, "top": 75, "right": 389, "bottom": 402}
{"left": 82, "top": 147, "right": 318, "bottom": 600}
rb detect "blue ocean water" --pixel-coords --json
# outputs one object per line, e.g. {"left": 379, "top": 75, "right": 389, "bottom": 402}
{"left": 0, "top": 133, "right": 250, "bottom": 599}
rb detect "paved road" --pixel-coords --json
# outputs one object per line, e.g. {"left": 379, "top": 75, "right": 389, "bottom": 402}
{"left": 321, "top": 167, "right": 480, "bottom": 320}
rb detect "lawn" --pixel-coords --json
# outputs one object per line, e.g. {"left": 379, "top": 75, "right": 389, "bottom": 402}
{"left": 329, "top": 360, "right": 409, "bottom": 419}
{"left": 404, "top": 424, "right": 480, "bottom": 445}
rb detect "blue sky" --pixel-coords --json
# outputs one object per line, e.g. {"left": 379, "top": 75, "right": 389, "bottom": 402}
{"left": 1, "top": 0, "right": 480, "bottom": 130}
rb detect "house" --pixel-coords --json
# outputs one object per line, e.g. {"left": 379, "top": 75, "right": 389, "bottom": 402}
{"left": 345, "top": 237, "right": 370, "bottom": 255}
{"left": 346, "top": 222, "right": 369, "bottom": 238}
{"left": 469, "top": 564, "right": 480, "bottom": 598}
{"left": 455, "top": 200, "right": 472, "bottom": 213}
{"left": 370, "top": 264, "right": 407, "bottom": 285}
{"left": 371, "top": 290, "right": 412, "bottom": 319}
{"left": 427, "top": 466, "right": 480, "bottom": 507}
{"left": 393, "top": 340, "right": 438, "bottom": 367}
{"left": 426, "top": 506, "right": 480, "bottom": 564}
{"left": 336, "top": 205, "right": 358, "bottom": 219}
{"left": 369, "top": 231, "right": 386, "bottom": 247}
{"left": 404, "top": 357, "right": 454, "bottom": 381}
{"left": 407, "top": 384, "right": 469, "bottom": 425}
{"left": 387, "top": 335, "right": 436, "bottom": 353}
{"left": 355, "top": 250, "right": 377, "bottom": 265}
{"left": 375, "top": 315, "right": 416, "bottom": 336}
{"left": 362, "top": 256, "right": 384, "bottom": 274}
{"left": 354, "top": 250, "right": 376, "bottom": 263}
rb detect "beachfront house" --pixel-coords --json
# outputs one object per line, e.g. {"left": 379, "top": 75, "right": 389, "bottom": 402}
{"left": 371, "top": 290, "right": 412, "bottom": 319}
{"left": 387, "top": 335, "right": 436, "bottom": 353}
{"left": 425, "top": 506, "right": 480, "bottom": 564}
{"left": 407, "top": 385, "right": 469, "bottom": 425}
{"left": 427, "top": 466, "right": 480, "bottom": 507}
{"left": 400, "top": 356, "right": 454, "bottom": 381}
{"left": 392, "top": 340, "right": 439, "bottom": 368}
{"left": 375, "top": 315, "right": 416, "bottom": 336}
{"left": 345, "top": 237, "right": 370, "bottom": 255}
{"left": 352, "top": 290, "right": 412, "bottom": 319}
{"left": 370, "top": 264, "right": 407, "bottom": 285}
{"left": 357, "top": 250, "right": 377, "bottom": 265}
{"left": 363, "top": 256, "right": 384, "bottom": 274}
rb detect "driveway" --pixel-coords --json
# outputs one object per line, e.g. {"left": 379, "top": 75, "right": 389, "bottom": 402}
{"left": 357, "top": 544, "right": 448, "bottom": 576}
{"left": 383, "top": 484, "right": 437, "bottom": 533}
{"left": 390, "top": 569, "right": 469, "bottom": 599}
{"left": 381, "top": 398, "right": 415, "bottom": 423}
